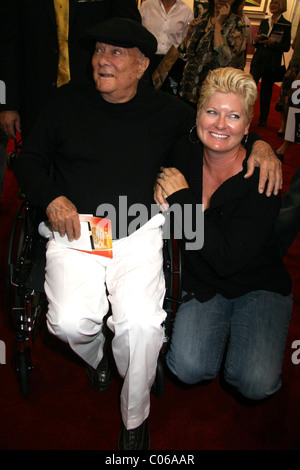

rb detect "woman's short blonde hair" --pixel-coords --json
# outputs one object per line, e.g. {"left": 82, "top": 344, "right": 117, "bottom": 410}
{"left": 197, "top": 67, "right": 258, "bottom": 124}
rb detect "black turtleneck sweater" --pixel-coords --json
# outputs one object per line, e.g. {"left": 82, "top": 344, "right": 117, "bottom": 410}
{"left": 14, "top": 82, "right": 195, "bottom": 238}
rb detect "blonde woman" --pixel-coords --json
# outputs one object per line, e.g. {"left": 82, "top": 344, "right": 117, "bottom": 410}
{"left": 155, "top": 67, "right": 292, "bottom": 401}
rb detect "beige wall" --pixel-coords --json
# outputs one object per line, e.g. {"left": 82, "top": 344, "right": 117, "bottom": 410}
{"left": 182, "top": 0, "right": 194, "bottom": 9}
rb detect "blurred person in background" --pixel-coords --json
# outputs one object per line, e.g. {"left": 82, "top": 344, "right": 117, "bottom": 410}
{"left": 250, "top": 0, "right": 291, "bottom": 127}
{"left": 178, "top": 0, "right": 247, "bottom": 108}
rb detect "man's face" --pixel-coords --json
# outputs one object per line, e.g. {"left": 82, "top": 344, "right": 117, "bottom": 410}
{"left": 92, "top": 42, "right": 149, "bottom": 103}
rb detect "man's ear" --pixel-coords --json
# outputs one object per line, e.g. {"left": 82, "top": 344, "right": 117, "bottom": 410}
{"left": 137, "top": 57, "right": 150, "bottom": 80}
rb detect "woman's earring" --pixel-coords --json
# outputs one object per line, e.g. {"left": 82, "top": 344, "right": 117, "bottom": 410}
{"left": 244, "top": 133, "right": 248, "bottom": 144}
{"left": 189, "top": 124, "right": 200, "bottom": 144}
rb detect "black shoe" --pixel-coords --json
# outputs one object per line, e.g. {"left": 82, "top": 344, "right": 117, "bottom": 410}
{"left": 118, "top": 419, "right": 150, "bottom": 450}
{"left": 86, "top": 351, "right": 112, "bottom": 392}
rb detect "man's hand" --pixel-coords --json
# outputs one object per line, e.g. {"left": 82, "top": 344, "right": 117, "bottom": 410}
{"left": 46, "top": 196, "right": 81, "bottom": 241}
{"left": 0, "top": 110, "right": 21, "bottom": 139}
{"left": 245, "top": 140, "right": 282, "bottom": 196}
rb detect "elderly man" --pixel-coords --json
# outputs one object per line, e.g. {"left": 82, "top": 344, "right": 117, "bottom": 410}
{"left": 0, "top": 0, "right": 141, "bottom": 141}
{"left": 14, "top": 18, "right": 282, "bottom": 450}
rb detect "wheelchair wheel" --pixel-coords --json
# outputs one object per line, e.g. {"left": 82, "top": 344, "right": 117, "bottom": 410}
{"left": 151, "top": 237, "right": 183, "bottom": 397}
{"left": 162, "top": 237, "right": 182, "bottom": 348}
{"left": 6, "top": 201, "right": 29, "bottom": 328}
{"left": 6, "top": 201, "right": 47, "bottom": 397}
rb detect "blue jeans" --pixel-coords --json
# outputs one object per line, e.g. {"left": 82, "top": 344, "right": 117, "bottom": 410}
{"left": 166, "top": 290, "right": 293, "bottom": 400}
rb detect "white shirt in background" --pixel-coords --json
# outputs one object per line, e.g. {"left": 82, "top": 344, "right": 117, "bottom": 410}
{"left": 140, "top": 0, "right": 194, "bottom": 55}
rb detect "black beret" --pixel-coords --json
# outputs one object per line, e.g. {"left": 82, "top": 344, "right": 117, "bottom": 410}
{"left": 85, "top": 17, "right": 157, "bottom": 58}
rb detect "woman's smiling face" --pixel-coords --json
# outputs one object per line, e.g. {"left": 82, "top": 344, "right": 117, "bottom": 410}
{"left": 196, "top": 92, "right": 249, "bottom": 154}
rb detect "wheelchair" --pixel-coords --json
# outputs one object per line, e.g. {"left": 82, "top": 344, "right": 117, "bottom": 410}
{"left": 6, "top": 200, "right": 48, "bottom": 397}
{"left": 6, "top": 201, "right": 183, "bottom": 398}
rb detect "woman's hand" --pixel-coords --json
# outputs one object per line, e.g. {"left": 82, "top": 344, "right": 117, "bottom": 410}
{"left": 262, "top": 37, "right": 275, "bottom": 47}
{"left": 215, "top": 2, "right": 231, "bottom": 26}
{"left": 253, "top": 33, "right": 268, "bottom": 44}
{"left": 154, "top": 183, "right": 169, "bottom": 212}
{"left": 154, "top": 167, "right": 189, "bottom": 210}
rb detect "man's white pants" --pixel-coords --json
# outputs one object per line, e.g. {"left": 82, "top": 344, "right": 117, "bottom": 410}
{"left": 44, "top": 214, "right": 166, "bottom": 430}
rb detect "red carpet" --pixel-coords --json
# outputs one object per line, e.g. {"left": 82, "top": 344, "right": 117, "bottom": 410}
{"left": 0, "top": 84, "right": 299, "bottom": 451}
